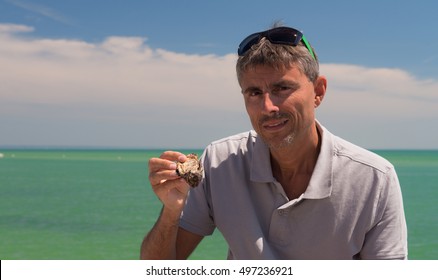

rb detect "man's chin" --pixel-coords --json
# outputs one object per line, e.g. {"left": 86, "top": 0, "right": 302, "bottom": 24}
{"left": 261, "top": 133, "right": 296, "bottom": 150}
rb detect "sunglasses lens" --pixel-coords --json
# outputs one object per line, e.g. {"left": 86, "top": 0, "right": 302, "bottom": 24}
{"left": 238, "top": 27, "right": 313, "bottom": 60}
{"left": 268, "top": 28, "right": 302, "bottom": 45}
{"left": 238, "top": 34, "right": 260, "bottom": 56}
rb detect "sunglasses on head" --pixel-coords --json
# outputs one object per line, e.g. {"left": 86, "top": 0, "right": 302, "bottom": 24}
{"left": 237, "top": 27, "right": 316, "bottom": 60}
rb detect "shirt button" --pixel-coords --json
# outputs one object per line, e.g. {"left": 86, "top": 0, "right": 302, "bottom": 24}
{"left": 278, "top": 209, "right": 285, "bottom": 216}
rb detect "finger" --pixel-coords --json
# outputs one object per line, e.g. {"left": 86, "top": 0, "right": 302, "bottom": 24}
{"left": 159, "top": 151, "right": 187, "bottom": 162}
{"left": 149, "top": 169, "right": 180, "bottom": 187}
{"left": 148, "top": 151, "right": 188, "bottom": 174}
{"left": 148, "top": 157, "right": 177, "bottom": 173}
{"left": 148, "top": 151, "right": 189, "bottom": 187}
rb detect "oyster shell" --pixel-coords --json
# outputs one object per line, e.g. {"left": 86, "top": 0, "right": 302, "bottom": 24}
{"left": 176, "top": 153, "right": 203, "bottom": 187}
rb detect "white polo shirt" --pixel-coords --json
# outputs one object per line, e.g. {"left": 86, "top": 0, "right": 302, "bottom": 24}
{"left": 179, "top": 122, "right": 408, "bottom": 259}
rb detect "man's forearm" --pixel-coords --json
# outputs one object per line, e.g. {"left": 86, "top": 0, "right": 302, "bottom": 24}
{"left": 140, "top": 207, "right": 180, "bottom": 259}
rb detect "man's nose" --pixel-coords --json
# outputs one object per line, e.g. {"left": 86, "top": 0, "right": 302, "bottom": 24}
{"left": 262, "top": 92, "right": 280, "bottom": 114}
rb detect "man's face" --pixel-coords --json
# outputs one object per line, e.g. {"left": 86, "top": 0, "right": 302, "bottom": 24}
{"left": 240, "top": 65, "right": 323, "bottom": 149}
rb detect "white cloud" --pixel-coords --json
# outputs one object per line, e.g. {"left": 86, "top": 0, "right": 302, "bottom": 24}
{"left": 0, "top": 23, "right": 34, "bottom": 33}
{"left": 319, "top": 64, "right": 438, "bottom": 117}
{"left": 0, "top": 23, "right": 437, "bottom": 148}
{"left": 318, "top": 64, "right": 438, "bottom": 148}
{"left": 0, "top": 27, "right": 240, "bottom": 109}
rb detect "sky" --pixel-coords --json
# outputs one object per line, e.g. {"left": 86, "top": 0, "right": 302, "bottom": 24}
{"left": 0, "top": 0, "right": 437, "bottom": 149}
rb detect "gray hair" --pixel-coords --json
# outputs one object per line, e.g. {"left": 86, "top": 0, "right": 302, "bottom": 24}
{"left": 236, "top": 37, "right": 319, "bottom": 83}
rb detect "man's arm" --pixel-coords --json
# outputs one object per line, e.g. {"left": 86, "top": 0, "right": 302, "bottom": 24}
{"left": 140, "top": 151, "right": 203, "bottom": 259}
{"left": 140, "top": 207, "right": 203, "bottom": 259}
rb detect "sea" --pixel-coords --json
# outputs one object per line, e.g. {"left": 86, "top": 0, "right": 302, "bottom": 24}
{"left": 0, "top": 149, "right": 437, "bottom": 260}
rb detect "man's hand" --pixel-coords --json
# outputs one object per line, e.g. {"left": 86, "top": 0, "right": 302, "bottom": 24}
{"left": 148, "top": 151, "right": 190, "bottom": 216}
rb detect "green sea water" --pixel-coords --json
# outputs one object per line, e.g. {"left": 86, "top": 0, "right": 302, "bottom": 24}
{"left": 0, "top": 149, "right": 437, "bottom": 260}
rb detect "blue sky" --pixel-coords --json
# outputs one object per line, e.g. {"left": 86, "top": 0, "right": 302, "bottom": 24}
{"left": 1, "top": 0, "right": 437, "bottom": 149}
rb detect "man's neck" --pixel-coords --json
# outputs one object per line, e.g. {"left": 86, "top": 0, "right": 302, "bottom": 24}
{"left": 269, "top": 123, "right": 321, "bottom": 199}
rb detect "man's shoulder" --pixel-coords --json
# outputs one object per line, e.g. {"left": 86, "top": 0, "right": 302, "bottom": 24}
{"left": 331, "top": 134, "right": 394, "bottom": 174}
{"left": 202, "top": 131, "right": 259, "bottom": 166}
{"left": 209, "top": 131, "right": 256, "bottom": 150}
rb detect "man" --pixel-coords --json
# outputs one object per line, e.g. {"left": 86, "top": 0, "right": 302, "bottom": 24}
{"left": 141, "top": 26, "right": 408, "bottom": 259}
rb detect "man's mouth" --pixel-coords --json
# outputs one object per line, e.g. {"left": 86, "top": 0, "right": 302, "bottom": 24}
{"left": 263, "top": 119, "right": 289, "bottom": 131}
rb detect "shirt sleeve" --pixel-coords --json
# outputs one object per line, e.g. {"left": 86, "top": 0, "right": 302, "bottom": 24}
{"left": 360, "top": 167, "right": 408, "bottom": 259}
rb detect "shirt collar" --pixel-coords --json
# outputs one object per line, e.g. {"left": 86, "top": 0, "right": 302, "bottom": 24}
{"left": 304, "top": 121, "right": 333, "bottom": 199}
{"left": 249, "top": 120, "right": 333, "bottom": 199}
{"left": 250, "top": 132, "right": 274, "bottom": 183}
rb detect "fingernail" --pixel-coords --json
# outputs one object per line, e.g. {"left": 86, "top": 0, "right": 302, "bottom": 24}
{"left": 178, "top": 155, "right": 186, "bottom": 162}
{"left": 169, "top": 163, "right": 177, "bottom": 169}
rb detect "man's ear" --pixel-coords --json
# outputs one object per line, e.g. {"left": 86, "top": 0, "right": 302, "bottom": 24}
{"left": 314, "top": 76, "right": 327, "bottom": 108}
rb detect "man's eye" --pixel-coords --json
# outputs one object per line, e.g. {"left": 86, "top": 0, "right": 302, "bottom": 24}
{"left": 273, "top": 84, "right": 298, "bottom": 96}
{"left": 276, "top": 86, "right": 290, "bottom": 92}
{"left": 248, "top": 91, "right": 262, "bottom": 97}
